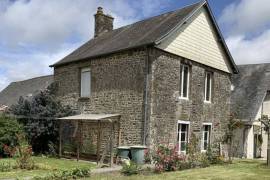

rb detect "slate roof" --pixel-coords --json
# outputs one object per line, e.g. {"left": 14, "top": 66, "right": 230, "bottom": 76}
{"left": 50, "top": 1, "right": 238, "bottom": 73}
{"left": 0, "top": 75, "right": 54, "bottom": 107}
{"left": 231, "top": 64, "right": 270, "bottom": 120}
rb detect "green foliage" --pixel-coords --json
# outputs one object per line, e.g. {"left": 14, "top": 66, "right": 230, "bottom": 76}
{"left": 0, "top": 115, "right": 23, "bottom": 157}
{"left": 186, "top": 133, "right": 210, "bottom": 168}
{"left": 0, "top": 161, "right": 13, "bottom": 172}
{"left": 121, "top": 160, "right": 141, "bottom": 176}
{"left": 32, "top": 167, "right": 91, "bottom": 180}
{"left": 9, "top": 83, "right": 75, "bottom": 154}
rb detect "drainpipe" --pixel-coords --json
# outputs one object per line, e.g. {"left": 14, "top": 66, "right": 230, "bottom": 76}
{"left": 143, "top": 47, "right": 150, "bottom": 145}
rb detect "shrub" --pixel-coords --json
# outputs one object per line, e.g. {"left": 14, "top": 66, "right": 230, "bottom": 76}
{"left": 32, "top": 168, "right": 91, "bottom": 180}
{"left": 0, "top": 115, "right": 23, "bottom": 157}
{"left": 152, "top": 144, "right": 186, "bottom": 173}
{"left": 121, "top": 160, "right": 141, "bottom": 176}
{"left": 144, "top": 149, "right": 151, "bottom": 164}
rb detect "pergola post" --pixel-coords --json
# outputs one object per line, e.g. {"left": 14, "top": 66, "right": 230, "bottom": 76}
{"left": 110, "top": 122, "right": 115, "bottom": 167}
{"left": 96, "top": 120, "right": 101, "bottom": 164}
{"left": 76, "top": 121, "right": 82, "bottom": 161}
{"left": 59, "top": 120, "right": 62, "bottom": 158}
{"left": 118, "top": 116, "right": 121, "bottom": 146}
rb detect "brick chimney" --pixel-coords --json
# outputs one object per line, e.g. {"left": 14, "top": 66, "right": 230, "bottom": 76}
{"left": 94, "top": 7, "right": 114, "bottom": 37}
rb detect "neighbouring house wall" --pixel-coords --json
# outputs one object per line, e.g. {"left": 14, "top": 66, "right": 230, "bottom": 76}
{"left": 246, "top": 125, "right": 254, "bottom": 159}
{"left": 262, "top": 92, "right": 270, "bottom": 117}
{"left": 232, "top": 127, "right": 246, "bottom": 158}
{"left": 54, "top": 49, "right": 147, "bottom": 146}
{"left": 157, "top": 7, "right": 232, "bottom": 73}
{"left": 148, "top": 49, "right": 231, "bottom": 151}
{"left": 261, "top": 129, "right": 268, "bottom": 159}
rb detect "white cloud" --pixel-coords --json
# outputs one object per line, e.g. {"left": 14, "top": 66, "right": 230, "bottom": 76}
{"left": 0, "top": 0, "right": 162, "bottom": 91}
{"left": 0, "top": 43, "right": 78, "bottom": 91}
{"left": 219, "top": 0, "right": 270, "bottom": 36}
{"left": 227, "top": 30, "right": 270, "bottom": 64}
{"left": 220, "top": 0, "right": 270, "bottom": 65}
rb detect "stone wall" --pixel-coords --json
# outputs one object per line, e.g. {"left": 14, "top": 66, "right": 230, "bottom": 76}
{"left": 148, "top": 48, "right": 231, "bottom": 151}
{"left": 54, "top": 48, "right": 147, "bottom": 146}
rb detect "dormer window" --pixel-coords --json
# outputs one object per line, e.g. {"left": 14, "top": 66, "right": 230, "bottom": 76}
{"left": 80, "top": 68, "right": 91, "bottom": 97}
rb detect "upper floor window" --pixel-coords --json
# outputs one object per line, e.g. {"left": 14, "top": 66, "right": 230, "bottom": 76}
{"left": 201, "top": 124, "right": 211, "bottom": 152}
{"left": 80, "top": 68, "right": 91, "bottom": 97}
{"left": 180, "top": 64, "right": 190, "bottom": 99}
{"left": 204, "top": 72, "right": 212, "bottom": 102}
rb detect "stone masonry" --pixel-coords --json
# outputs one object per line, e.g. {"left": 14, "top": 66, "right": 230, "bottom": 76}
{"left": 147, "top": 48, "right": 231, "bottom": 150}
{"left": 54, "top": 47, "right": 232, "bottom": 152}
{"left": 54, "top": 48, "right": 147, "bottom": 146}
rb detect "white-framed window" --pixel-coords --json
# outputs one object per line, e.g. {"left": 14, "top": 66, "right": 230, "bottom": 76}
{"left": 201, "top": 123, "right": 212, "bottom": 152}
{"left": 177, "top": 120, "right": 190, "bottom": 153}
{"left": 80, "top": 67, "right": 91, "bottom": 97}
{"left": 204, "top": 72, "right": 212, "bottom": 103}
{"left": 180, "top": 64, "right": 190, "bottom": 99}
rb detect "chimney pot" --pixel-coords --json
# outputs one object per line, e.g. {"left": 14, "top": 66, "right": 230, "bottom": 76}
{"left": 94, "top": 7, "right": 114, "bottom": 37}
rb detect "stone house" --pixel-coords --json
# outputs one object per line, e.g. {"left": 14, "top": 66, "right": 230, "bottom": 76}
{"left": 51, "top": 0, "right": 238, "bottom": 155}
{"left": 231, "top": 64, "right": 270, "bottom": 159}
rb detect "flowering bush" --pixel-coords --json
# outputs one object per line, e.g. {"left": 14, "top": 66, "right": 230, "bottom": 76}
{"left": 3, "top": 134, "right": 35, "bottom": 170}
{"left": 152, "top": 144, "right": 187, "bottom": 173}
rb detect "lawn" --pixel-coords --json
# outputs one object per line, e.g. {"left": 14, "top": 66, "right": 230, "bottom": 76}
{"left": 91, "top": 160, "right": 270, "bottom": 180}
{"left": 0, "top": 156, "right": 95, "bottom": 179}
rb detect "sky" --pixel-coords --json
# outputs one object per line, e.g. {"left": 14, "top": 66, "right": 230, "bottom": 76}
{"left": 0, "top": 0, "right": 270, "bottom": 91}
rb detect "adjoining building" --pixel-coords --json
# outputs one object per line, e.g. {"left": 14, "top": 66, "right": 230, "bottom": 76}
{"left": 0, "top": 75, "right": 53, "bottom": 109}
{"left": 231, "top": 64, "right": 270, "bottom": 159}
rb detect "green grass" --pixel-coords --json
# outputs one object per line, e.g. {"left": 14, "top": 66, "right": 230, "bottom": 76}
{"left": 91, "top": 160, "right": 270, "bottom": 180}
{"left": 0, "top": 156, "right": 95, "bottom": 179}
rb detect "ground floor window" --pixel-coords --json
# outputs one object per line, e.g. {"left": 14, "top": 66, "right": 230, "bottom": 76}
{"left": 202, "top": 123, "right": 212, "bottom": 152}
{"left": 177, "top": 121, "right": 189, "bottom": 153}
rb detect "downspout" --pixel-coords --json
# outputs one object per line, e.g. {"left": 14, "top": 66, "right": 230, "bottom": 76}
{"left": 143, "top": 47, "right": 150, "bottom": 145}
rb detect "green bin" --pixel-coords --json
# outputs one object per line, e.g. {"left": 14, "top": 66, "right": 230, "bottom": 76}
{"left": 130, "top": 145, "right": 147, "bottom": 164}
{"left": 117, "top": 146, "right": 130, "bottom": 159}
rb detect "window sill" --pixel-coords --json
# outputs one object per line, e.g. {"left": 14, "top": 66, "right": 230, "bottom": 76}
{"left": 78, "top": 97, "right": 90, "bottom": 102}
{"left": 179, "top": 97, "right": 189, "bottom": 101}
{"left": 204, "top": 100, "right": 211, "bottom": 104}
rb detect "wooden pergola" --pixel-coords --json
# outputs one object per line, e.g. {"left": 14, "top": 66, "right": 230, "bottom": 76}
{"left": 57, "top": 114, "right": 121, "bottom": 167}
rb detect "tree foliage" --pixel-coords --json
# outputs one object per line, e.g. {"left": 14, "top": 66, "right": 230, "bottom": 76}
{"left": 9, "top": 83, "right": 75, "bottom": 154}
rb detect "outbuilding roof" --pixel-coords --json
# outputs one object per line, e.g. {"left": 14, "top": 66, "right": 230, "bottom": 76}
{"left": 231, "top": 64, "right": 270, "bottom": 120}
{"left": 50, "top": 1, "right": 238, "bottom": 73}
{"left": 58, "top": 114, "right": 120, "bottom": 122}
{"left": 0, "top": 75, "right": 53, "bottom": 107}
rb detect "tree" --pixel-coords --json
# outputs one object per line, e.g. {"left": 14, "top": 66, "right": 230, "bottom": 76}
{"left": 9, "top": 83, "right": 75, "bottom": 154}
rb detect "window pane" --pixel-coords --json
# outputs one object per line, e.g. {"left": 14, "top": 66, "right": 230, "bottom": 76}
{"left": 204, "top": 132, "right": 208, "bottom": 140}
{"left": 182, "top": 66, "right": 189, "bottom": 97}
{"left": 205, "top": 73, "right": 211, "bottom": 101}
{"left": 181, "top": 124, "right": 187, "bottom": 132}
{"left": 204, "top": 141, "right": 207, "bottom": 150}
{"left": 181, "top": 132, "right": 186, "bottom": 141}
{"left": 81, "top": 70, "right": 91, "bottom": 97}
{"left": 181, "top": 142, "right": 186, "bottom": 151}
